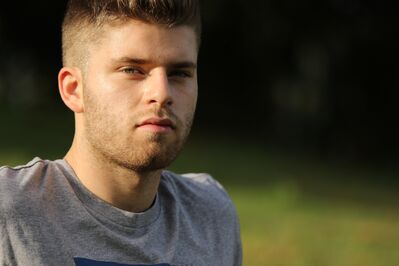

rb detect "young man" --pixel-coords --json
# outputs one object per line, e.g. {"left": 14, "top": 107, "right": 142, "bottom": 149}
{"left": 0, "top": 0, "right": 242, "bottom": 265}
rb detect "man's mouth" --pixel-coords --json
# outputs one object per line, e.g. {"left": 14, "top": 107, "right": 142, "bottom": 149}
{"left": 136, "top": 117, "right": 176, "bottom": 133}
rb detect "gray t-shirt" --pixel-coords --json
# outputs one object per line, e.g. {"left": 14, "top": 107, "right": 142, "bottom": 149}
{"left": 0, "top": 158, "right": 242, "bottom": 266}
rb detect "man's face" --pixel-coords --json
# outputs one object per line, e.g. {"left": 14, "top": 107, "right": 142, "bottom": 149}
{"left": 81, "top": 19, "right": 198, "bottom": 172}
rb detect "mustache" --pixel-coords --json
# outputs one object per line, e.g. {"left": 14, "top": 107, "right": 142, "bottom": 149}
{"left": 136, "top": 107, "right": 180, "bottom": 125}
{"left": 150, "top": 106, "right": 177, "bottom": 119}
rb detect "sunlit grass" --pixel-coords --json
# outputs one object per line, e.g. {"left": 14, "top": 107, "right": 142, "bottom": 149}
{"left": 228, "top": 184, "right": 399, "bottom": 266}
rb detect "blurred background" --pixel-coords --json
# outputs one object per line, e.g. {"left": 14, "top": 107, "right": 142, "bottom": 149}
{"left": 1, "top": 1, "right": 398, "bottom": 265}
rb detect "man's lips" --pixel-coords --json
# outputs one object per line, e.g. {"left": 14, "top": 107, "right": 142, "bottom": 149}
{"left": 136, "top": 117, "right": 176, "bottom": 131}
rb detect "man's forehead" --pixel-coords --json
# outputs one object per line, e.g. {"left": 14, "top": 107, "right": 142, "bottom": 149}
{"left": 100, "top": 18, "right": 198, "bottom": 46}
{"left": 99, "top": 22, "right": 197, "bottom": 54}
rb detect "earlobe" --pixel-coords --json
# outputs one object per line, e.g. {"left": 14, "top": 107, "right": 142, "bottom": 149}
{"left": 58, "top": 67, "right": 84, "bottom": 113}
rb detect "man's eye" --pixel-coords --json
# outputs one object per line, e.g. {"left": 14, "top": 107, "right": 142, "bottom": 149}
{"left": 121, "top": 67, "right": 144, "bottom": 75}
{"left": 169, "top": 70, "right": 192, "bottom": 78}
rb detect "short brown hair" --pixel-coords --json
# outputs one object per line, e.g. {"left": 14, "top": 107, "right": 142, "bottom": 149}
{"left": 62, "top": 0, "right": 201, "bottom": 67}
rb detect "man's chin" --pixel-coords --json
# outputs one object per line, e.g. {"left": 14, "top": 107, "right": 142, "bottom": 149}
{"left": 140, "top": 131, "right": 176, "bottom": 144}
{"left": 113, "top": 145, "right": 181, "bottom": 172}
{"left": 117, "top": 156, "right": 174, "bottom": 173}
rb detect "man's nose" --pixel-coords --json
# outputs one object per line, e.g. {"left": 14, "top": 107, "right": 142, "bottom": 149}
{"left": 144, "top": 69, "right": 173, "bottom": 107}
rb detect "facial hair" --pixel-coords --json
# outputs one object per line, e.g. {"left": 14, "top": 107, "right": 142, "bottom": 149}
{"left": 82, "top": 88, "right": 195, "bottom": 173}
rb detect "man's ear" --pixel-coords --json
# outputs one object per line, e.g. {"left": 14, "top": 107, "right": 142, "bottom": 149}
{"left": 58, "top": 67, "right": 84, "bottom": 113}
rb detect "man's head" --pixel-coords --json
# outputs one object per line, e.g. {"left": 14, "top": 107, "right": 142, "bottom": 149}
{"left": 62, "top": 0, "right": 201, "bottom": 69}
{"left": 58, "top": 0, "right": 200, "bottom": 173}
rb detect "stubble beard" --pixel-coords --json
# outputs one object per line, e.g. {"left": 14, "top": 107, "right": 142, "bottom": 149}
{"left": 83, "top": 94, "right": 194, "bottom": 173}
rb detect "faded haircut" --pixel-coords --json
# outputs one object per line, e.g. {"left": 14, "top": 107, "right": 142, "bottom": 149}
{"left": 61, "top": 0, "right": 201, "bottom": 67}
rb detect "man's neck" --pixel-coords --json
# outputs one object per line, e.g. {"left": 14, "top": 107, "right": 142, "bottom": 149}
{"left": 64, "top": 142, "right": 161, "bottom": 213}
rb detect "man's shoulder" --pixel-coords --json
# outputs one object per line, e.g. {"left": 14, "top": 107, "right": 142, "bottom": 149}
{"left": 0, "top": 157, "right": 48, "bottom": 182}
{"left": 161, "top": 170, "right": 235, "bottom": 212}
{"left": 0, "top": 158, "right": 55, "bottom": 209}
{"left": 161, "top": 170, "right": 241, "bottom": 254}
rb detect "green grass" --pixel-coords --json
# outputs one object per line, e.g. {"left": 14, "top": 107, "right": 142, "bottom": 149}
{"left": 229, "top": 185, "right": 399, "bottom": 266}
{"left": 1, "top": 110, "right": 399, "bottom": 266}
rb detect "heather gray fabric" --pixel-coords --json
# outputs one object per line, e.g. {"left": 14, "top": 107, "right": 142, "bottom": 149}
{"left": 0, "top": 158, "right": 242, "bottom": 266}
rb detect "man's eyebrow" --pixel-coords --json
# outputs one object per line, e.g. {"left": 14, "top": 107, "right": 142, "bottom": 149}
{"left": 112, "top": 57, "right": 150, "bottom": 65}
{"left": 112, "top": 57, "right": 197, "bottom": 69}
